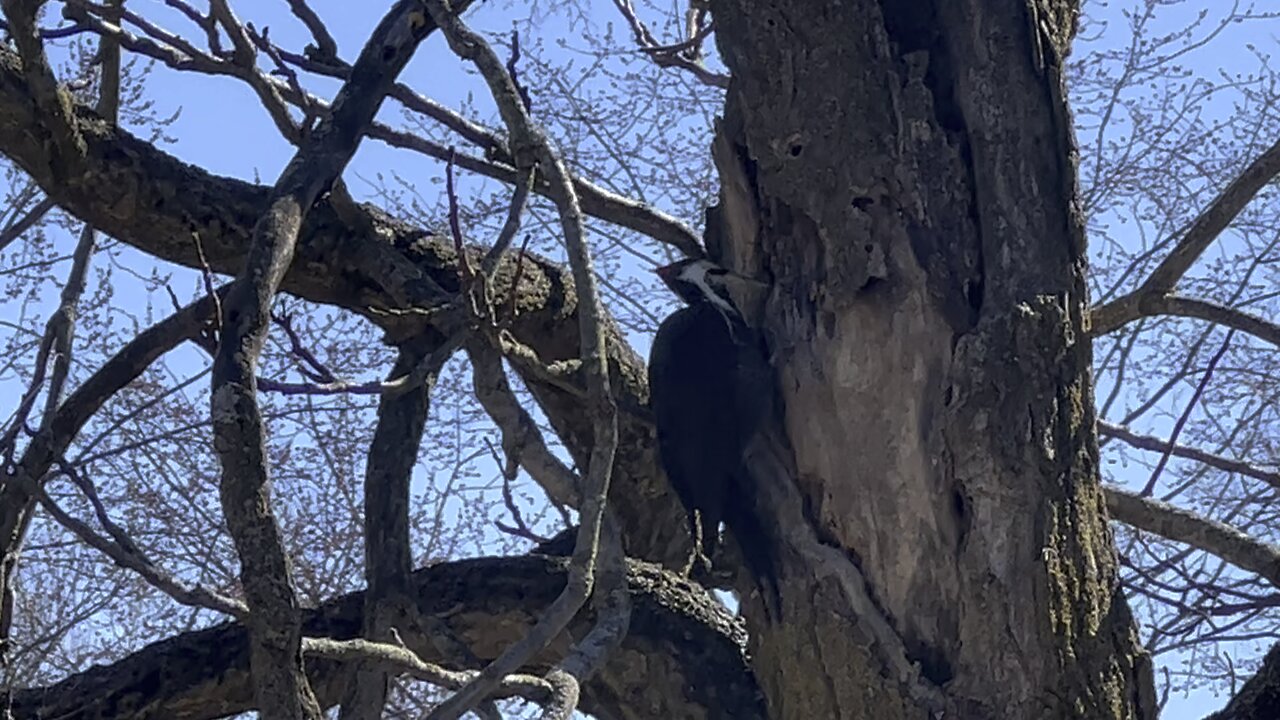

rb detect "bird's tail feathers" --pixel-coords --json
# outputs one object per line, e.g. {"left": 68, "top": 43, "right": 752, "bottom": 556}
{"left": 724, "top": 496, "right": 783, "bottom": 622}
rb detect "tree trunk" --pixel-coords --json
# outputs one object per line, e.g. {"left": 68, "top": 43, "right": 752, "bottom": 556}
{"left": 707, "top": 1, "right": 1157, "bottom": 717}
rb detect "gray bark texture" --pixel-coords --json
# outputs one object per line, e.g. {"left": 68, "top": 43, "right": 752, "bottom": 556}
{"left": 7, "top": 558, "right": 764, "bottom": 720}
{"left": 14, "top": 0, "right": 1280, "bottom": 717}
{"left": 702, "top": 0, "right": 1157, "bottom": 717}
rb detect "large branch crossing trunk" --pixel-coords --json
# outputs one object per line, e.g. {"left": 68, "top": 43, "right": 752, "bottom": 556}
{"left": 707, "top": 1, "right": 1157, "bottom": 718}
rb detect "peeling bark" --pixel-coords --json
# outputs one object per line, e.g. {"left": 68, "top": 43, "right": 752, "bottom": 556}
{"left": 707, "top": 0, "right": 1154, "bottom": 717}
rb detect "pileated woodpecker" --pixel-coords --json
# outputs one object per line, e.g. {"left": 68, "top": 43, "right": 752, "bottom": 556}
{"left": 649, "top": 258, "right": 779, "bottom": 613}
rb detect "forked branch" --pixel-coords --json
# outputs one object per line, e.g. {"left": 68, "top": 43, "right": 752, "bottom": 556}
{"left": 421, "top": 2, "right": 627, "bottom": 717}
{"left": 1091, "top": 135, "right": 1280, "bottom": 338}
{"left": 207, "top": 3, "right": 463, "bottom": 717}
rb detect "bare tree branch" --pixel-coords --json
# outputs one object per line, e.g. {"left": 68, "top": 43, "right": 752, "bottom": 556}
{"left": 206, "top": 0, "right": 300, "bottom": 141}
{"left": 340, "top": 337, "right": 458, "bottom": 720}
{"left": 1138, "top": 329, "right": 1234, "bottom": 496}
{"left": 208, "top": 3, "right": 465, "bottom": 716}
{"left": 36, "top": 480, "right": 249, "bottom": 619}
{"left": 368, "top": 124, "right": 703, "bottom": 256}
{"left": 0, "top": 37, "right": 690, "bottom": 570}
{"left": 609, "top": 0, "right": 728, "bottom": 88}
{"left": 1092, "top": 293, "right": 1280, "bottom": 348}
{"left": 1207, "top": 642, "right": 1280, "bottom": 720}
{"left": 1139, "top": 136, "right": 1280, "bottom": 295}
{"left": 1106, "top": 487, "right": 1280, "bottom": 590}
{"left": 1098, "top": 420, "right": 1280, "bottom": 492}
{"left": 55, "top": 1, "right": 705, "bottom": 256}
{"left": 310, "top": 638, "right": 555, "bottom": 705}
{"left": 1091, "top": 135, "right": 1280, "bottom": 335}
{"left": 8, "top": 557, "right": 766, "bottom": 720}
{"left": 0, "top": 287, "right": 225, "bottom": 692}
{"left": 284, "top": 0, "right": 337, "bottom": 61}
{"left": 419, "top": 4, "right": 630, "bottom": 714}
{"left": 0, "top": 196, "right": 54, "bottom": 254}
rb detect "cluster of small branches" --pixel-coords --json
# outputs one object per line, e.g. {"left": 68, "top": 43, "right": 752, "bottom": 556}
{"left": 0, "top": 0, "right": 1279, "bottom": 715}
{"left": 0, "top": 0, "right": 643, "bottom": 716}
{"left": 1071, "top": 0, "right": 1280, "bottom": 697}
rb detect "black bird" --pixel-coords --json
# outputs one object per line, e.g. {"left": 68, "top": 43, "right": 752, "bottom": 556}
{"left": 649, "top": 258, "right": 780, "bottom": 614}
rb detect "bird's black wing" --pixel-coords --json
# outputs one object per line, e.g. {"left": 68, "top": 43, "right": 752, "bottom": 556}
{"left": 721, "top": 319, "right": 784, "bottom": 618}
{"left": 648, "top": 303, "right": 744, "bottom": 564}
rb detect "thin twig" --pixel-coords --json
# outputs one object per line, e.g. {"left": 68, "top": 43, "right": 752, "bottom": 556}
{"left": 37, "top": 470, "right": 248, "bottom": 619}
{"left": 1091, "top": 134, "right": 1280, "bottom": 335}
{"left": 608, "top": 0, "right": 728, "bottom": 88}
{"left": 489, "top": 437, "right": 551, "bottom": 544}
{"left": 505, "top": 30, "right": 531, "bottom": 112}
{"left": 162, "top": 0, "right": 224, "bottom": 57}
{"left": 1105, "top": 486, "right": 1280, "bottom": 589}
{"left": 445, "top": 148, "right": 474, "bottom": 284}
{"left": 271, "top": 311, "right": 337, "bottom": 384}
{"left": 481, "top": 171, "right": 535, "bottom": 276}
{"left": 1139, "top": 329, "right": 1236, "bottom": 496}
{"left": 0, "top": 196, "right": 55, "bottom": 254}
{"left": 423, "top": 3, "right": 626, "bottom": 716}
{"left": 1099, "top": 420, "right": 1280, "bottom": 492}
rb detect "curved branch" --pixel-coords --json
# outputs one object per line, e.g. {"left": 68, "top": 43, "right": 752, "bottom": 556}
{"left": 207, "top": 4, "right": 455, "bottom": 715}
{"left": 1, "top": 288, "right": 225, "bottom": 562}
{"left": 0, "top": 44, "right": 691, "bottom": 569}
{"left": 1092, "top": 134, "right": 1280, "bottom": 335}
{"left": 0, "top": 0, "right": 82, "bottom": 167}
{"left": 367, "top": 124, "right": 703, "bottom": 256}
{"left": 1099, "top": 420, "right": 1280, "bottom": 492}
{"left": 1141, "top": 135, "right": 1280, "bottom": 295}
{"left": 1105, "top": 487, "right": 1280, "bottom": 589}
{"left": 423, "top": 6, "right": 625, "bottom": 716}
{"left": 8, "top": 556, "right": 766, "bottom": 720}
{"left": 7, "top": 10, "right": 704, "bottom": 257}
{"left": 1146, "top": 295, "right": 1280, "bottom": 348}
{"left": 1091, "top": 292, "right": 1280, "bottom": 347}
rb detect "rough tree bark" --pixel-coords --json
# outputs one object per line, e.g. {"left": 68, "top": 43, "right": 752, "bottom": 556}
{"left": 7, "top": 557, "right": 767, "bottom": 720}
{"left": 702, "top": 0, "right": 1157, "bottom": 718}
{"left": 13, "top": 0, "right": 1280, "bottom": 717}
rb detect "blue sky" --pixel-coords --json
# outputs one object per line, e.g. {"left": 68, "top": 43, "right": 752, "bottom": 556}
{"left": 4, "top": 1, "right": 1276, "bottom": 717}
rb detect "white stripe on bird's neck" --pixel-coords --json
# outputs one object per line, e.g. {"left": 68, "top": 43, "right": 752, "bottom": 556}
{"left": 682, "top": 263, "right": 744, "bottom": 339}
{"left": 691, "top": 273, "right": 737, "bottom": 317}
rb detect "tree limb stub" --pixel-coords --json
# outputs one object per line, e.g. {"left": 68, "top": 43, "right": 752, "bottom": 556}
{"left": 8, "top": 557, "right": 766, "bottom": 720}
